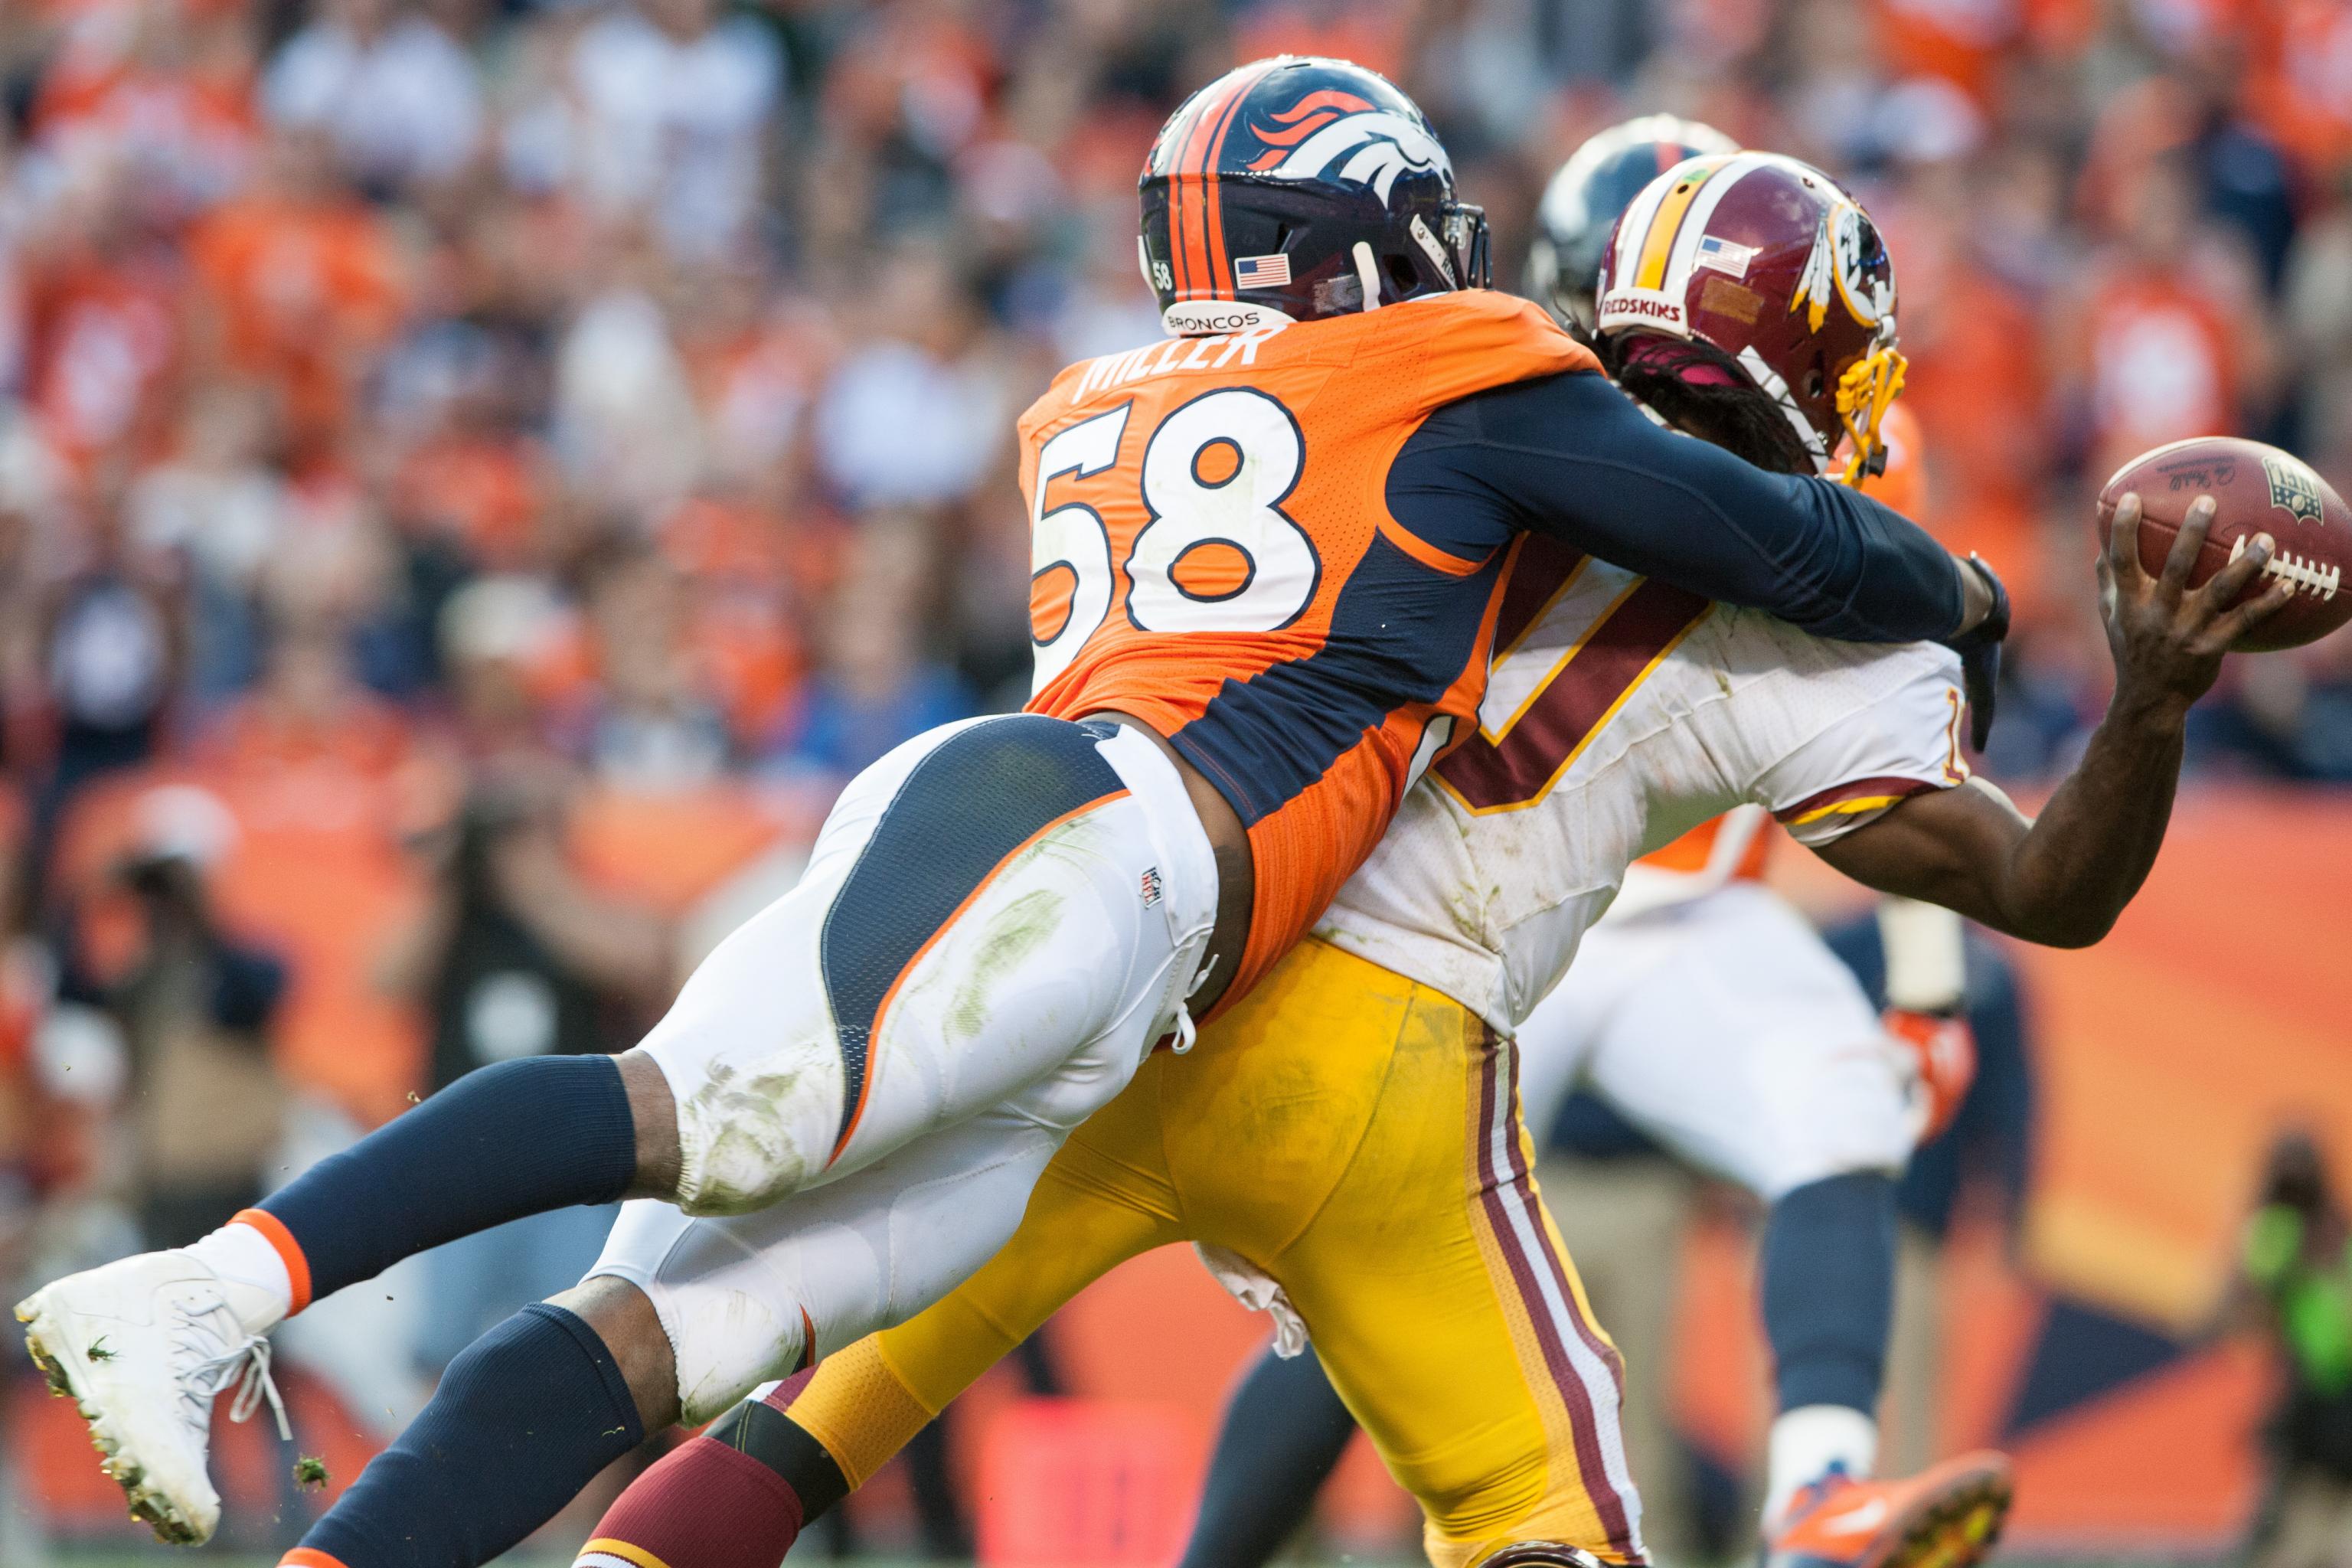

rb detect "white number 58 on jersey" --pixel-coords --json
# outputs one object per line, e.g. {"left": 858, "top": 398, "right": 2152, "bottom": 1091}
{"left": 1028, "top": 389, "right": 1322, "bottom": 694}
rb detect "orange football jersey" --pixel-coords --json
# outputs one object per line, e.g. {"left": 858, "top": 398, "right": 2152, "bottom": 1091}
{"left": 1021, "top": 289, "right": 1598, "bottom": 1007}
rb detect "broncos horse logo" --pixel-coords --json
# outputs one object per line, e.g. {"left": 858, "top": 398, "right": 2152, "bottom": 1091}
{"left": 1246, "top": 90, "right": 1452, "bottom": 202}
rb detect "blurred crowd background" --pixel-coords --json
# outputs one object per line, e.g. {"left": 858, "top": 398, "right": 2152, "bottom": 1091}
{"left": 0, "top": 0, "right": 2348, "bottom": 1560}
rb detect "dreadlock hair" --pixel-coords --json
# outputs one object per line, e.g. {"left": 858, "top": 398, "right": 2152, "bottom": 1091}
{"left": 1598, "top": 331, "right": 1819, "bottom": 478}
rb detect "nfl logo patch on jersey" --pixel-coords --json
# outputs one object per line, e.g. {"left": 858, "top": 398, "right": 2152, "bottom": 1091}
{"left": 1139, "top": 867, "right": 1164, "bottom": 907}
{"left": 1234, "top": 254, "right": 1292, "bottom": 288}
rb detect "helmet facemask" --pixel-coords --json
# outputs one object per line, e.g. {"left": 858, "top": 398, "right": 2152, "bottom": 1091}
{"left": 1443, "top": 202, "right": 1491, "bottom": 292}
{"left": 1832, "top": 324, "right": 1908, "bottom": 486}
{"left": 1790, "top": 198, "right": 1906, "bottom": 486}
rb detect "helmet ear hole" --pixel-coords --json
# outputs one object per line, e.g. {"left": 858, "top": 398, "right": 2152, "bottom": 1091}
{"left": 1383, "top": 252, "right": 1419, "bottom": 295}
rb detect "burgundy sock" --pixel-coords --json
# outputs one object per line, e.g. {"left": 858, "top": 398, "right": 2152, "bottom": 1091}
{"left": 578, "top": 1433, "right": 805, "bottom": 1568}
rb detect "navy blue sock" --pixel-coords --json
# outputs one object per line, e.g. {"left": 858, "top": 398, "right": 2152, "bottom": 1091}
{"left": 299, "top": 1303, "right": 645, "bottom": 1568}
{"left": 1178, "top": 1344, "right": 1359, "bottom": 1568}
{"left": 260, "top": 1055, "right": 636, "bottom": 1305}
{"left": 1760, "top": 1171, "right": 1897, "bottom": 1413}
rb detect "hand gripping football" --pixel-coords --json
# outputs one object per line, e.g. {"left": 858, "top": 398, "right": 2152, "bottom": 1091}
{"left": 2096, "top": 436, "right": 2350, "bottom": 652}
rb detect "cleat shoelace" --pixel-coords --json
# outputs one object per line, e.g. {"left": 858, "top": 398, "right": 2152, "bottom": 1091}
{"left": 177, "top": 1298, "right": 290, "bottom": 1442}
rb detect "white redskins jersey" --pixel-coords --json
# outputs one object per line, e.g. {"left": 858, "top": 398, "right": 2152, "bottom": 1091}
{"left": 1317, "top": 532, "right": 1969, "bottom": 1035}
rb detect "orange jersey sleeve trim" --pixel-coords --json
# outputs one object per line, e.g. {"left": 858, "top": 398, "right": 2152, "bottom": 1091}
{"left": 1377, "top": 514, "right": 1492, "bottom": 577}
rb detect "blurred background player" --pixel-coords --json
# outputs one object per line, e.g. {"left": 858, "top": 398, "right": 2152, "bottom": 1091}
{"left": 2223, "top": 1132, "right": 2352, "bottom": 1568}
{"left": 1180, "top": 122, "right": 2006, "bottom": 1568}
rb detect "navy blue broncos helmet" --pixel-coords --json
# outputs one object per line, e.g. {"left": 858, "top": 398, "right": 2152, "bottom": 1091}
{"left": 1527, "top": 114, "right": 1740, "bottom": 330}
{"left": 1139, "top": 56, "right": 1491, "bottom": 335}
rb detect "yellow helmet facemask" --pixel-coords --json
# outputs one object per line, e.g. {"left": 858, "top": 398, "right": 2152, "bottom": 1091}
{"left": 1833, "top": 334, "right": 1907, "bottom": 488}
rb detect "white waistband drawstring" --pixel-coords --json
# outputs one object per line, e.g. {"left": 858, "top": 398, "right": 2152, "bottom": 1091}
{"left": 1169, "top": 952, "right": 1220, "bottom": 1054}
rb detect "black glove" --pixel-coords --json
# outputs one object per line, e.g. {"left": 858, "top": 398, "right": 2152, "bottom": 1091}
{"left": 1944, "top": 553, "right": 2009, "bottom": 753}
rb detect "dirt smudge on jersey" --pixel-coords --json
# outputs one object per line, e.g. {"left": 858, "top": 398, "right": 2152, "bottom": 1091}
{"left": 678, "top": 1048, "right": 835, "bottom": 1214}
{"left": 945, "top": 887, "right": 1066, "bottom": 1043}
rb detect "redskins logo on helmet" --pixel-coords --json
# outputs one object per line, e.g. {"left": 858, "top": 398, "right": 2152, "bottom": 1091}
{"left": 1139, "top": 57, "right": 1490, "bottom": 337}
{"left": 1595, "top": 152, "right": 1907, "bottom": 485}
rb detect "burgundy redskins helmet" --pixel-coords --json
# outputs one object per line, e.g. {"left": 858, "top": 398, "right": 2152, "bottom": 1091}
{"left": 1594, "top": 152, "right": 1905, "bottom": 483}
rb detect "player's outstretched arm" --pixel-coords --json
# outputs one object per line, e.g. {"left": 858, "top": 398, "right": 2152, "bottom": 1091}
{"left": 1814, "top": 494, "right": 2292, "bottom": 947}
{"left": 1393, "top": 372, "right": 1997, "bottom": 642}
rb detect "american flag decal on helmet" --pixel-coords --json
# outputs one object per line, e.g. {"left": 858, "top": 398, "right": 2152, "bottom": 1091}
{"left": 1234, "top": 253, "right": 1292, "bottom": 287}
{"left": 1694, "top": 233, "right": 1756, "bottom": 279}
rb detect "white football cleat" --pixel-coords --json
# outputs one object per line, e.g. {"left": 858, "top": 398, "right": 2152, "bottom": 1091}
{"left": 16, "top": 1251, "right": 288, "bottom": 1545}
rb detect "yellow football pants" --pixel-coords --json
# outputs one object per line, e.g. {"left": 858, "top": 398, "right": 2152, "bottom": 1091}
{"left": 786, "top": 937, "right": 1645, "bottom": 1567}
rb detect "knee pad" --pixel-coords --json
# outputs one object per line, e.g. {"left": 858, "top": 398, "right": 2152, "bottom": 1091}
{"left": 1478, "top": 1544, "right": 1609, "bottom": 1568}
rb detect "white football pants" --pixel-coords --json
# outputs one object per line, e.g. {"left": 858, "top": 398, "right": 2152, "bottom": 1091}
{"left": 589, "top": 714, "right": 1217, "bottom": 1421}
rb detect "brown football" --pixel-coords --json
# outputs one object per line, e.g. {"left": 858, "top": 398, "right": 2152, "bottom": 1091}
{"left": 2096, "top": 436, "right": 2351, "bottom": 652}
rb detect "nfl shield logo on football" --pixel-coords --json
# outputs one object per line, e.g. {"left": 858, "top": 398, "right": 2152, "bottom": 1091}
{"left": 2265, "top": 454, "right": 2328, "bottom": 527}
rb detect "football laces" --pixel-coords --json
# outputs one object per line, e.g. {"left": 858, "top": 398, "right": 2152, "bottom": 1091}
{"left": 2229, "top": 534, "right": 2341, "bottom": 600}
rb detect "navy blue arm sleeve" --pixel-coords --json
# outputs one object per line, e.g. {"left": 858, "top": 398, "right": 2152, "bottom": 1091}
{"left": 1387, "top": 371, "right": 1964, "bottom": 643}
